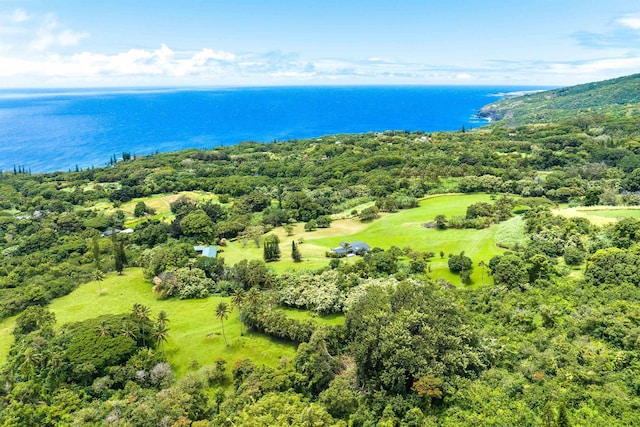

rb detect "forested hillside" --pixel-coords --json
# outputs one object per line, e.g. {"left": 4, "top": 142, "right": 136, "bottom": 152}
{"left": 2, "top": 76, "right": 640, "bottom": 425}
{"left": 479, "top": 73, "right": 640, "bottom": 125}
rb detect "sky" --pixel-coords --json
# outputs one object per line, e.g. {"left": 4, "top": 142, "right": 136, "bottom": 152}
{"left": 0, "top": 0, "right": 639, "bottom": 88}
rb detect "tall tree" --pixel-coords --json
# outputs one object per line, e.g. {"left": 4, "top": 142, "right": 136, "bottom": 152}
{"left": 113, "top": 232, "right": 127, "bottom": 275}
{"left": 116, "top": 241, "right": 127, "bottom": 274}
{"left": 156, "top": 310, "right": 169, "bottom": 329}
{"left": 92, "top": 235, "right": 101, "bottom": 271}
{"left": 263, "top": 234, "right": 281, "bottom": 262}
{"left": 339, "top": 242, "right": 352, "bottom": 254}
{"left": 292, "top": 240, "right": 302, "bottom": 262}
{"left": 153, "top": 322, "right": 170, "bottom": 349}
{"left": 19, "top": 347, "right": 42, "bottom": 379}
{"left": 478, "top": 260, "right": 486, "bottom": 285}
{"left": 94, "top": 269, "right": 105, "bottom": 295}
{"left": 131, "top": 303, "right": 152, "bottom": 346}
{"left": 215, "top": 302, "right": 231, "bottom": 346}
{"left": 134, "top": 201, "right": 147, "bottom": 217}
{"left": 231, "top": 289, "right": 245, "bottom": 336}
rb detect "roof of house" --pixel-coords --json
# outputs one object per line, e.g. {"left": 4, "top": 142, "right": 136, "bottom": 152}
{"left": 101, "top": 228, "right": 121, "bottom": 237}
{"left": 351, "top": 241, "right": 370, "bottom": 251}
{"left": 332, "top": 241, "right": 370, "bottom": 254}
{"left": 194, "top": 245, "right": 217, "bottom": 257}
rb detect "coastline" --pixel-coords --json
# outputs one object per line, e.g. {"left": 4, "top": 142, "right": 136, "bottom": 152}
{"left": 0, "top": 85, "right": 544, "bottom": 173}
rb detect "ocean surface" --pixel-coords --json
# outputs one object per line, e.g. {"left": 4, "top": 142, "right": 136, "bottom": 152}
{"left": 0, "top": 86, "right": 547, "bottom": 173}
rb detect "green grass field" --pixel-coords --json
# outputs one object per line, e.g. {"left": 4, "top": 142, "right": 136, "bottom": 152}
{"left": 93, "top": 191, "right": 226, "bottom": 227}
{"left": 581, "top": 208, "right": 640, "bottom": 219}
{"left": 1, "top": 193, "right": 510, "bottom": 373}
{"left": 0, "top": 268, "right": 298, "bottom": 377}
{"left": 0, "top": 315, "right": 16, "bottom": 368}
{"left": 554, "top": 206, "right": 640, "bottom": 226}
{"left": 221, "top": 194, "right": 505, "bottom": 285}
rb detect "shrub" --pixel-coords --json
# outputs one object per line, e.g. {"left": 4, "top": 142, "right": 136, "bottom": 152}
{"left": 563, "top": 245, "right": 586, "bottom": 266}
{"left": 316, "top": 216, "right": 332, "bottom": 228}
{"left": 448, "top": 251, "right": 472, "bottom": 274}
{"left": 359, "top": 206, "right": 379, "bottom": 222}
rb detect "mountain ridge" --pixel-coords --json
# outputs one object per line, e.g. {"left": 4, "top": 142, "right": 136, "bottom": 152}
{"left": 479, "top": 73, "right": 640, "bottom": 125}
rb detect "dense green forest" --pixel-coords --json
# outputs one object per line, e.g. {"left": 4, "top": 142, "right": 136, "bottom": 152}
{"left": 2, "top": 75, "right": 640, "bottom": 425}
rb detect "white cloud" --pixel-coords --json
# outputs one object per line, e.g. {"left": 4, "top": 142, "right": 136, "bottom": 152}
{"left": 28, "top": 14, "right": 88, "bottom": 52}
{"left": 0, "top": 45, "right": 242, "bottom": 81}
{"left": 193, "top": 48, "right": 235, "bottom": 63}
{"left": 546, "top": 56, "right": 640, "bottom": 74}
{"left": 57, "top": 29, "right": 89, "bottom": 47}
{"left": 12, "top": 8, "right": 29, "bottom": 23}
{"left": 618, "top": 15, "right": 640, "bottom": 30}
{"left": 1, "top": 31, "right": 639, "bottom": 87}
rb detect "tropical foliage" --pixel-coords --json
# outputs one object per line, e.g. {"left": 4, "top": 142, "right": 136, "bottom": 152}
{"left": 3, "top": 74, "right": 640, "bottom": 424}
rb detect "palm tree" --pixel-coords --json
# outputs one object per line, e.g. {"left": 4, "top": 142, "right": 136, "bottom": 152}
{"left": 94, "top": 269, "right": 105, "bottom": 295}
{"left": 215, "top": 302, "right": 231, "bottom": 346}
{"left": 152, "top": 323, "right": 170, "bottom": 349}
{"left": 96, "top": 320, "right": 111, "bottom": 337}
{"left": 156, "top": 310, "right": 169, "bottom": 329}
{"left": 121, "top": 321, "right": 138, "bottom": 341}
{"left": 339, "top": 241, "right": 352, "bottom": 255}
{"left": 478, "top": 260, "right": 487, "bottom": 285}
{"left": 231, "top": 289, "right": 245, "bottom": 336}
{"left": 244, "top": 287, "right": 261, "bottom": 307}
{"left": 132, "top": 303, "right": 152, "bottom": 321}
{"left": 20, "top": 347, "right": 42, "bottom": 378}
{"left": 131, "top": 303, "right": 152, "bottom": 346}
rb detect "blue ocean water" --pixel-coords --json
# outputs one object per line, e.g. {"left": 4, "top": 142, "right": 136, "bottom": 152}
{"left": 0, "top": 86, "right": 546, "bottom": 173}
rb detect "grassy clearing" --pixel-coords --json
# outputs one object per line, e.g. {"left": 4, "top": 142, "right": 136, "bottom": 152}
{"left": 0, "top": 193, "right": 511, "bottom": 370}
{"left": 220, "top": 219, "right": 373, "bottom": 273}
{"left": 0, "top": 268, "right": 297, "bottom": 377}
{"left": 308, "top": 194, "right": 505, "bottom": 287}
{"left": 0, "top": 315, "right": 15, "bottom": 366}
{"left": 93, "top": 191, "right": 225, "bottom": 227}
{"left": 331, "top": 199, "right": 376, "bottom": 219}
{"left": 220, "top": 194, "right": 505, "bottom": 285}
{"left": 580, "top": 208, "right": 640, "bottom": 219}
{"left": 553, "top": 205, "right": 640, "bottom": 226}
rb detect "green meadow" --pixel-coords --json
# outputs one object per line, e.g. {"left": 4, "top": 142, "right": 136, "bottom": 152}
{"left": 0, "top": 193, "right": 511, "bottom": 371}
{"left": 554, "top": 205, "right": 640, "bottom": 226}
{"left": 221, "top": 194, "right": 507, "bottom": 284}
{"left": 0, "top": 268, "right": 300, "bottom": 377}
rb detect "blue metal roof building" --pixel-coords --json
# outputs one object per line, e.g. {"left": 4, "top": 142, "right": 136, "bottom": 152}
{"left": 194, "top": 245, "right": 218, "bottom": 258}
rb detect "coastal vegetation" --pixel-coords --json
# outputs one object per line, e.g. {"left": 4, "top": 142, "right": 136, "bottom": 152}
{"left": 479, "top": 72, "right": 640, "bottom": 125}
{"left": 2, "top": 74, "right": 640, "bottom": 425}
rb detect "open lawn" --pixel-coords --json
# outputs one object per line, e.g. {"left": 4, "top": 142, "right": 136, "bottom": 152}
{"left": 331, "top": 200, "right": 376, "bottom": 219}
{"left": 91, "top": 191, "right": 226, "bottom": 227}
{"left": 221, "top": 194, "right": 506, "bottom": 285}
{"left": 0, "top": 315, "right": 15, "bottom": 367}
{"left": 553, "top": 205, "right": 640, "bottom": 226}
{"left": 0, "top": 268, "right": 298, "bottom": 377}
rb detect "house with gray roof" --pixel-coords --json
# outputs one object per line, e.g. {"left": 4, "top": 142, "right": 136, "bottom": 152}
{"left": 332, "top": 241, "right": 370, "bottom": 256}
